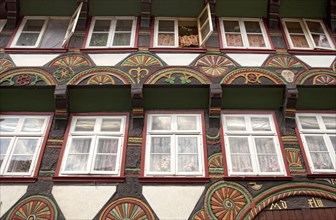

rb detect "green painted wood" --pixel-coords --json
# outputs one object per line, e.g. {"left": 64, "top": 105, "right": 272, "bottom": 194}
{"left": 90, "top": 0, "right": 141, "bottom": 16}
{"left": 221, "top": 87, "right": 284, "bottom": 109}
{"left": 215, "top": 0, "right": 268, "bottom": 18}
{"left": 20, "top": 0, "right": 77, "bottom": 16}
{"left": 279, "top": 0, "right": 329, "bottom": 18}
{"left": 0, "top": 87, "right": 55, "bottom": 112}
{"left": 297, "top": 87, "right": 336, "bottom": 110}
{"left": 144, "top": 87, "right": 209, "bottom": 109}
{"left": 68, "top": 87, "right": 132, "bottom": 112}
{"left": 151, "top": 0, "right": 204, "bottom": 17}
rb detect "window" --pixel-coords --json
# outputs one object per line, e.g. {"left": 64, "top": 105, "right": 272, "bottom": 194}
{"left": 0, "top": 115, "right": 50, "bottom": 176}
{"left": 0, "top": 19, "right": 6, "bottom": 33}
{"left": 219, "top": 18, "right": 271, "bottom": 49}
{"left": 296, "top": 113, "right": 336, "bottom": 173}
{"left": 281, "top": 19, "right": 335, "bottom": 50}
{"left": 144, "top": 113, "right": 205, "bottom": 176}
{"left": 222, "top": 113, "right": 287, "bottom": 176}
{"left": 86, "top": 17, "right": 137, "bottom": 48}
{"left": 153, "top": 3, "right": 212, "bottom": 48}
{"left": 10, "top": 3, "right": 82, "bottom": 48}
{"left": 60, "top": 115, "right": 127, "bottom": 175}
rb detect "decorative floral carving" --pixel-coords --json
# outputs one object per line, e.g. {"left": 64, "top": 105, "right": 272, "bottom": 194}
{"left": 87, "top": 74, "right": 115, "bottom": 85}
{"left": 54, "top": 67, "right": 75, "bottom": 82}
{"left": 195, "top": 55, "right": 236, "bottom": 77}
{"left": 16, "top": 74, "right": 32, "bottom": 85}
{"left": 313, "top": 74, "right": 336, "bottom": 85}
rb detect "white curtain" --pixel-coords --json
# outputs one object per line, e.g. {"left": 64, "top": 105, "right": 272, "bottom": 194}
{"left": 228, "top": 137, "right": 253, "bottom": 172}
{"left": 93, "top": 138, "right": 118, "bottom": 171}
{"left": 150, "top": 137, "right": 171, "bottom": 172}
{"left": 0, "top": 118, "right": 19, "bottom": 132}
{"left": 306, "top": 136, "right": 334, "bottom": 170}
{"left": 255, "top": 137, "right": 280, "bottom": 172}
{"left": 65, "top": 138, "right": 91, "bottom": 171}
{"left": 177, "top": 137, "right": 199, "bottom": 172}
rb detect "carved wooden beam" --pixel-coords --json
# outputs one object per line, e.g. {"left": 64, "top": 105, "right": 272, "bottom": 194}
{"left": 5, "top": 0, "right": 19, "bottom": 28}
{"left": 131, "top": 84, "right": 144, "bottom": 120}
{"left": 76, "top": 0, "right": 89, "bottom": 31}
{"left": 268, "top": 0, "right": 281, "bottom": 30}
{"left": 282, "top": 84, "right": 298, "bottom": 134}
{"left": 54, "top": 85, "right": 69, "bottom": 121}
{"left": 209, "top": 84, "right": 222, "bottom": 119}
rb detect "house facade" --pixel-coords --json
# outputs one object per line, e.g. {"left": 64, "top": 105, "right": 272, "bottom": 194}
{"left": 0, "top": 0, "right": 335, "bottom": 219}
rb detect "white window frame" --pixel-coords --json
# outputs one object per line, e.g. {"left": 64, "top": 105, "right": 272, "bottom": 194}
{"left": 296, "top": 113, "right": 336, "bottom": 173}
{"left": 222, "top": 114, "right": 287, "bottom": 176}
{"left": 281, "top": 18, "right": 335, "bottom": 50}
{"left": 0, "top": 19, "right": 7, "bottom": 33}
{"left": 86, "top": 16, "right": 137, "bottom": 48}
{"left": 145, "top": 113, "right": 205, "bottom": 176}
{"left": 60, "top": 116, "right": 126, "bottom": 175}
{"left": 153, "top": 3, "right": 212, "bottom": 48}
{"left": 219, "top": 17, "right": 271, "bottom": 49}
{"left": 0, "top": 115, "right": 50, "bottom": 176}
{"left": 62, "top": 2, "right": 83, "bottom": 47}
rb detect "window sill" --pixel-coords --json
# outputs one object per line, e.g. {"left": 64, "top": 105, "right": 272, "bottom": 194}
{"left": 5, "top": 48, "right": 67, "bottom": 53}
{"left": 139, "top": 177, "right": 210, "bottom": 183}
{"left": 220, "top": 48, "right": 276, "bottom": 54}
{"left": 80, "top": 48, "right": 138, "bottom": 53}
{"left": 287, "top": 49, "right": 336, "bottom": 55}
{"left": 307, "top": 173, "right": 336, "bottom": 178}
{"left": 149, "top": 47, "right": 207, "bottom": 53}
{"left": 53, "top": 176, "right": 125, "bottom": 183}
{"left": 0, "top": 177, "right": 37, "bottom": 183}
{"left": 223, "top": 175, "right": 292, "bottom": 181}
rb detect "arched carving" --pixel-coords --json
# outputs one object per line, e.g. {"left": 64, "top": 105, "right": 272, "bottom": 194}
{"left": 295, "top": 69, "right": 336, "bottom": 85}
{"left": 49, "top": 54, "right": 93, "bottom": 67}
{"left": 120, "top": 53, "right": 164, "bottom": 66}
{"left": 0, "top": 68, "right": 57, "bottom": 86}
{"left": 195, "top": 54, "right": 237, "bottom": 77}
{"left": 264, "top": 55, "right": 308, "bottom": 69}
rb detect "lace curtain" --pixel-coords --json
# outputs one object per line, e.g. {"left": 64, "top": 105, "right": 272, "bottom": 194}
{"left": 93, "top": 138, "right": 118, "bottom": 172}
{"left": 65, "top": 138, "right": 92, "bottom": 171}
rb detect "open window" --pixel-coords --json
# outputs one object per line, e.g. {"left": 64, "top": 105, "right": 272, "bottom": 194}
{"left": 0, "top": 115, "right": 51, "bottom": 176}
{"left": 281, "top": 18, "right": 335, "bottom": 50}
{"left": 10, "top": 3, "right": 82, "bottom": 48}
{"left": 85, "top": 16, "right": 137, "bottom": 48}
{"left": 219, "top": 18, "right": 271, "bottom": 49}
{"left": 59, "top": 115, "right": 127, "bottom": 176}
{"left": 221, "top": 113, "right": 288, "bottom": 177}
{"left": 296, "top": 113, "right": 336, "bottom": 174}
{"left": 153, "top": 3, "right": 213, "bottom": 48}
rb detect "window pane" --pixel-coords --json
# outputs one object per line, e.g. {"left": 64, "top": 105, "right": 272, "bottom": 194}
{"left": 251, "top": 117, "right": 271, "bottom": 131}
{"left": 178, "top": 155, "right": 199, "bottom": 172}
{"left": 74, "top": 119, "right": 95, "bottom": 131}
{"left": 94, "top": 155, "right": 116, "bottom": 171}
{"left": 16, "top": 33, "right": 39, "bottom": 46}
{"left": 158, "top": 33, "right": 175, "bottom": 46}
{"left": 89, "top": 33, "right": 108, "bottom": 46}
{"left": 290, "top": 35, "right": 309, "bottom": 48}
{"left": 311, "top": 34, "right": 331, "bottom": 48}
{"left": 306, "top": 21, "right": 324, "bottom": 33}
{"left": 247, "top": 34, "right": 265, "bottom": 47}
{"left": 322, "top": 116, "right": 336, "bottom": 130}
{"left": 177, "top": 116, "right": 197, "bottom": 130}
{"left": 231, "top": 155, "right": 253, "bottom": 172}
{"left": 0, "top": 138, "right": 11, "bottom": 167}
{"left": 64, "top": 155, "right": 89, "bottom": 171}
{"left": 200, "top": 23, "right": 210, "bottom": 43}
{"left": 115, "top": 20, "right": 133, "bottom": 31}
{"left": 225, "top": 116, "right": 246, "bottom": 131}
{"left": 311, "top": 152, "right": 334, "bottom": 170}
{"left": 159, "top": 20, "right": 174, "bottom": 32}
{"left": 329, "top": 136, "right": 336, "bottom": 152}
{"left": 69, "top": 138, "right": 91, "bottom": 153}
{"left": 255, "top": 137, "right": 276, "bottom": 154}
{"left": 150, "top": 137, "right": 171, "bottom": 153}
{"left": 112, "top": 33, "right": 131, "bottom": 46}
{"left": 7, "top": 155, "right": 33, "bottom": 173}
{"left": 39, "top": 19, "right": 68, "bottom": 48}
{"left": 13, "top": 139, "right": 38, "bottom": 155}
{"left": 101, "top": 118, "right": 121, "bottom": 132}
{"left": 23, "top": 19, "right": 44, "bottom": 31}
{"left": 150, "top": 154, "right": 170, "bottom": 172}
{"left": 21, "top": 118, "right": 45, "bottom": 132}
{"left": 97, "top": 138, "right": 119, "bottom": 154}
{"left": 93, "top": 20, "right": 111, "bottom": 31}
{"left": 299, "top": 116, "right": 319, "bottom": 129}
{"left": 152, "top": 116, "right": 171, "bottom": 130}
{"left": 228, "top": 137, "right": 249, "bottom": 153}
{"left": 258, "top": 155, "right": 280, "bottom": 172}
{"left": 177, "top": 137, "right": 198, "bottom": 153}
{"left": 305, "top": 136, "right": 327, "bottom": 151}
{"left": 226, "top": 34, "right": 243, "bottom": 47}
{"left": 223, "top": 21, "right": 240, "bottom": 32}
{"left": 0, "top": 118, "right": 19, "bottom": 132}
{"left": 199, "top": 9, "right": 208, "bottom": 26}
{"left": 285, "top": 21, "right": 304, "bottom": 33}
{"left": 244, "top": 21, "right": 262, "bottom": 33}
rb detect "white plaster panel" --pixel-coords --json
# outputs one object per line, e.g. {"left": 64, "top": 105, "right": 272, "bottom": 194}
{"left": 295, "top": 55, "right": 336, "bottom": 68}
{"left": 0, "top": 184, "right": 28, "bottom": 217}
{"left": 88, "top": 53, "right": 130, "bottom": 66}
{"left": 52, "top": 185, "right": 116, "bottom": 219}
{"left": 156, "top": 53, "right": 200, "bottom": 66}
{"left": 226, "top": 53, "right": 270, "bottom": 66}
{"left": 9, "top": 54, "right": 60, "bottom": 67}
{"left": 143, "top": 186, "right": 205, "bottom": 220}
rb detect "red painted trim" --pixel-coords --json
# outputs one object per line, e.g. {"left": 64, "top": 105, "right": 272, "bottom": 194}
{"left": 0, "top": 177, "right": 37, "bottom": 183}
{"left": 220, "top": 110, "right": 291, "bottom": 178}
{"left": 80, "top": 48, "right": 138, "bottom": 53}
{"left": 149, "top": 16, "right": 155, "bottom": 48}
{"left": 134, "top": 16, "right": 140, "bottom": 48}
{"left": 53, "top": 176, "right": 125, "bottom": 183}
{"left": 6, "top": 17, "right": 23, "bottom": 48}
{"left": 279, "top": 19, "right": 291, "bottom": 50}
{"left": 54, "top": 112, "right": 130, "bottom": 179}
{"left": 139, "top": 177, "right": 210, "bottom": 183}
{"left": 81, "top": 16, "right": 92, "bottom": 49}
{"left": 219, "top": 48, "right": 276, "bottom": 54}
{"left": 287, "top": 49, "right": 336, "bottom": 55}
{"left": 4, "top": 48, "right": 67, "bottom": 53}
{"left": 141, "top": 110, "right": 209, "bottom": 179}
{"left": 149, "top": 47, "right": 207, "bottom": 53}
{"left": 307, "top": 173, "right": 336, "bottom": 178}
